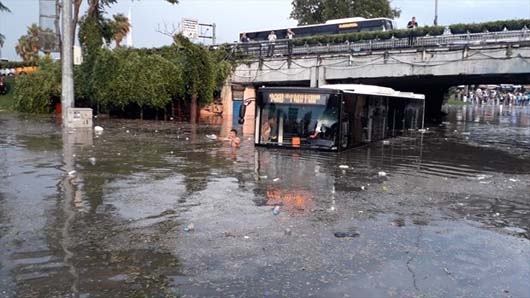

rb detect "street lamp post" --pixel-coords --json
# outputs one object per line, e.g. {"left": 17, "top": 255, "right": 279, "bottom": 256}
{"left": 434, "top": 0, "right": 439, "bottom": 26}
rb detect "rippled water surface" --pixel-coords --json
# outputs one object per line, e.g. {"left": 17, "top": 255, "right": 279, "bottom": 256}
{"left": 1, "top": 106, "right": 529, "bottom": 297}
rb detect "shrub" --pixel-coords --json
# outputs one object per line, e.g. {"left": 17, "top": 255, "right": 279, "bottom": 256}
{"left": 484, "top": 21, "right": 504, "bottom": 32}
{"left": 13, "top": 59, "right": 60, "bottom": 113}
{"left": 504, "top": 19, "right": 526, "bottom": 31}
{"left": 449, "top": 23, "right": 467, "bottom": 34}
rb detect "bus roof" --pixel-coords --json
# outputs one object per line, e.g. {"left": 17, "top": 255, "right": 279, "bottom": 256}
{"left": 241, "top": 17, "right": 393, "bottom": 36}
{"left": 320, "top": 84, "right": 425, "bottom": 100}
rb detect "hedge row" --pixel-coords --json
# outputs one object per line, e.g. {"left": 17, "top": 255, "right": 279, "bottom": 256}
{"left": 449, "top": 19, "right": 530, "bottom": 34}
{"left": 292, "top": 19, "right": 530, "bottom": 46}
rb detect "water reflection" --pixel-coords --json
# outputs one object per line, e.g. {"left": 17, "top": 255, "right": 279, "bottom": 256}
{"left": 1, "top": 108, "right": 529, "bottom": 297}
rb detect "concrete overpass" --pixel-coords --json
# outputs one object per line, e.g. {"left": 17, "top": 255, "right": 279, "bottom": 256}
{"left": 226, "top": 29, "right": 530, "bottom": 121}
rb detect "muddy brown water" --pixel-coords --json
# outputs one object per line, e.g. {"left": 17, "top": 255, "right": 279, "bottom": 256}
{"left": 1, "top": 105, "right": 529, "bottom": 297}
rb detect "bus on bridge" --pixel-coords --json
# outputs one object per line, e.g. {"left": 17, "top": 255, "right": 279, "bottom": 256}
{"left": 240, "top": 17, "right": 395, "bottom": 42}
{"left": 250, "top": 84, "right": 424, "bottom": 151}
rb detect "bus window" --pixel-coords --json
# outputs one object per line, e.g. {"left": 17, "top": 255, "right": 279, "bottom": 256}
{"left": 257, "top": 90, "right": 340, "bottom": 150}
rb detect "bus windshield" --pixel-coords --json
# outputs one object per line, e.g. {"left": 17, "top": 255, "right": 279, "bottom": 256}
{"left": 257, "top": 91, "right": 340, "bottom": 150}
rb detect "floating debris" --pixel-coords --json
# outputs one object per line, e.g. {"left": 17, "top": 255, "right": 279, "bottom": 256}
{"left": 339, "top": 165, "right": 349, "bottom": 169}
{"left": 382, "top": 140, "right": 390, "bottom": 145}
{"left": 94, "top": 126, "right": 104, "bottom": 133}
{"left": 88, "top": 157, "right": 96, "bottom": 165}
{"left": 334, "top": 231, "right": 360, "bottom": 238}
{"left": 378, "top": 171, "right": 387, "bottom": 177}
{"left": 272, "top": 206, "right": 280, "bottom": 215}
{"left": 504, "top": 227, "right": 527, "bottom": 234}
{"left": 273, "top": 178, "right": 280, "bottom": 182}
{"left": 183, "top": 223, "right": 195, "bottom": 232}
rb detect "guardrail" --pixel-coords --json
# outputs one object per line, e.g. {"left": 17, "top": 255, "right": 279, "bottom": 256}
{"left": 232, "top": 29, "right": 530, "bottom": 58}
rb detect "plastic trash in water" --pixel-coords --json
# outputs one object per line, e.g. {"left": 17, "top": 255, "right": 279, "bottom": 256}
{"left": 206, "top": 134, "right": 217, "bottom": 140}
{"left": 272, "top": 206, "right": 280, "bottom": 215}
{"left": 378, "top": 171, "right": 387, "bottom": 177}
{"left": 88, "top": 157, "right": 96, "bottom": 165}
{"left": 382, "top": 140, "right": 390, "bottom": 145}
{"left": 183, "top": 223, "right": 195, "bottom": 232}
{"left": 339, "top": 165, "right": 349, "bottom": 169}
{"left": 68, "top": 170, "right": 76, "bottom": 177}
{"left": 94, "top": 126, "right": 104, "bottom": 136}
{"left": 273, "top": 178, "right": 280, "bottom": 182}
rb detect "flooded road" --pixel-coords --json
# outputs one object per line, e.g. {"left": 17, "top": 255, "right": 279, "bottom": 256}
{"left": 1, "top": 105, "right": 529, "bottom": 297}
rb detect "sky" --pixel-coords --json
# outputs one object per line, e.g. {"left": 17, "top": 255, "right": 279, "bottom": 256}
{"left": 0, "top": 0, "right": 529, "bottom": 61}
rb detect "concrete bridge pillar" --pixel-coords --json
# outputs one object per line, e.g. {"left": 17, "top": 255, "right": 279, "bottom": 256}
{"left": 419, "top": 86, "right": 447, "bottom": 122}
{"left": 310, "top": 64, "right": 327, "bottom": 87}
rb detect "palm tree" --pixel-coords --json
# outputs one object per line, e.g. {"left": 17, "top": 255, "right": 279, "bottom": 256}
{"left": 109, "top": 13, "right": 130, "bottom": 48}
{"left": 0, "top": 1, "right": 9, "bottom": 54}
{"left": 15, "top": 24, "right": 48, "bottom": 62}
{"left": 0, "top": 1, "right": 10, "bottom": 12}
{"left": 15, "top": 36, "right": 31, "bottom": 61}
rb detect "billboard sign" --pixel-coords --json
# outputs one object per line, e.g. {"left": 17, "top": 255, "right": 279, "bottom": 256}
{"left": 181, "top": 18, "right": 199, "bottom": 39}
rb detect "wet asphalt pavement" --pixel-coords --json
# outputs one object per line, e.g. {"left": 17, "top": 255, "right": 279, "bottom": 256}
{"left": 0, "top": 105, "right": 529, "bottom": 298}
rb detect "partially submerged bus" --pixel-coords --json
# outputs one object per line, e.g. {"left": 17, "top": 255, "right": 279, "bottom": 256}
{"left": 250, "top": 84, "right": 425, "bottom": 151}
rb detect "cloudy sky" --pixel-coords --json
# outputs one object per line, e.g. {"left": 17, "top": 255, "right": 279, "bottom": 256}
{"left": 0, "top": 0, "right": 528, "bottom": 60}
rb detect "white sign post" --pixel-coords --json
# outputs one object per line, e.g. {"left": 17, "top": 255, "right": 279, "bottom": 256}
{"left": 181, "top": 18, "right": 199, "bottom": 39}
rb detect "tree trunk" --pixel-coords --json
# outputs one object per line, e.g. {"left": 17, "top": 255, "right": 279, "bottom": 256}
{"left": 71, "top": 0, "right": 82, "bottom": 45}
{"left": 190, "top": 93, "right": 198, "bottom": 124}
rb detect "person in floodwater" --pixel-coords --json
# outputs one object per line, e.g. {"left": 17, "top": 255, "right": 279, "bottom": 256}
{"left": 261, "top": 116, "right": 277, "bottom": 143}
{"left": 218, "top": 129, "right": 241, "bottom": 148}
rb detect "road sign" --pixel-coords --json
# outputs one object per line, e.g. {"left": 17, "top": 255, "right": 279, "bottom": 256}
{"left": 181, "top": 18, "right": 198, "bottom": 39}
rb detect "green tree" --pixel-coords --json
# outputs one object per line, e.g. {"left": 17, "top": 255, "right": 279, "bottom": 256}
{"left": 13, "top": 58, "right": 61, "bottom": 113}
{"left": 107, "top": 50, "right": 183, "bottom": 119}
{"left": 290, "top": 0, "right": 400, "bottom": 25}
{"left": 173, "top": 34, "right": 215, "bottom": 123}
{"left": 78, "top": 48, "right": 120, "bottom": 111}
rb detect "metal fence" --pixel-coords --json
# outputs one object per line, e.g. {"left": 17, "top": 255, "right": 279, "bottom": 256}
{"left": 232, "top": 29, "right": 530, "bottom": 59}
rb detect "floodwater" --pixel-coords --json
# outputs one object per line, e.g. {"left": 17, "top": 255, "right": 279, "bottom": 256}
{"left": 0, "top": 105, "right": 529, "bottom": 298}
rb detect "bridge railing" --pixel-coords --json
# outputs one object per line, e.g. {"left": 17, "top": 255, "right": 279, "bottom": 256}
{"left": 232, "top": 29, "right": 530, "bottom": 58}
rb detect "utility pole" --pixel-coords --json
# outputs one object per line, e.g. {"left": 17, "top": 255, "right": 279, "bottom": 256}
{"left": 61, "top": 0, "right": 74, "bottom": 126}
{"left": 434, "top": 0, "right": 439, "bottom": 26}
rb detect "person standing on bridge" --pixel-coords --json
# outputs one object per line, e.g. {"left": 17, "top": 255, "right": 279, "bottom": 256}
{"left": 407, "top": 16, "right": 418, "bottom": 46}
{"left": 240, "top": 33, "right": 250, "bottom": 54}
{"left": 286, "top": 28, "right": 295, "bottom": 55}
{"left": 267, "top": 31, "right": 277, "bottom": 57}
